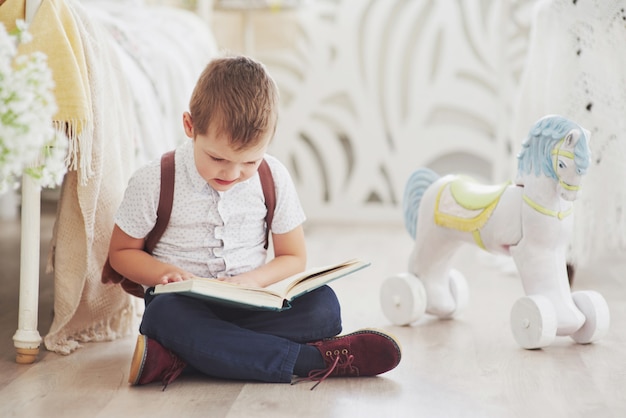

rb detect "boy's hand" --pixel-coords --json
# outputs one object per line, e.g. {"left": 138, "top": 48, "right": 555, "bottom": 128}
{"left": 160, "top": 269, "right": 195, "bottom": 284}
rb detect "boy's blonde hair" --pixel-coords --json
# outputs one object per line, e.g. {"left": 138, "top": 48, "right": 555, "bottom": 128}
{"left": 189, "top": 55, "right": 279, "bottom": 150}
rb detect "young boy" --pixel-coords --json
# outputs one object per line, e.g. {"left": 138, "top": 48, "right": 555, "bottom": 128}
{"left": 108, "top": 55, "right": 401, "bottom": 389}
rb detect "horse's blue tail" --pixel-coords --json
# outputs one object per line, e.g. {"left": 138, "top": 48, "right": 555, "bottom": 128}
{"left": 403, "top": 168, "right": 440, "bottom": 240}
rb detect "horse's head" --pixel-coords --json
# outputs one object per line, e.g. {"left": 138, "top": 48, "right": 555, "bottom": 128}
{"left": 516, "top": 115, "right": 591, "bottom": 201}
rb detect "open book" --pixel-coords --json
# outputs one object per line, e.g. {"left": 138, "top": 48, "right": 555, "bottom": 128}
{"left": 152, "top": 258, "right": 370, "bottom": 311}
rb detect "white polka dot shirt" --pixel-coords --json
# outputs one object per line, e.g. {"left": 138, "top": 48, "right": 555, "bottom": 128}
{"left": 114, "top": 140, "right": 306, "bottom": 278}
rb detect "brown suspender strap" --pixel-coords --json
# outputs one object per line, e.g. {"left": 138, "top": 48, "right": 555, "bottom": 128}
{"left": 258, "top": 159, "right": 275, "bottom": 249}
{"left": 145, "top": 150, "right": 176, "bottom": 253}
{"left": 101, "top": 150, "right": 176, "bottom": 298}
{"left": 119, "top": 150, "right": 176, "bottom": 298}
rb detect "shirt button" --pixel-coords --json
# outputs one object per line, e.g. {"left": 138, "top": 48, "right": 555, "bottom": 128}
{"left": 213, "top": 248, "right": 223, "bottom": 257}
{"left": 214, "top": 226, "right": 223, "bottom": 239}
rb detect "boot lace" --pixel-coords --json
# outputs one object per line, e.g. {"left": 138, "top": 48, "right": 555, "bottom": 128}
{"left": 292, "top": 348, "right": 359, "bottom": 390}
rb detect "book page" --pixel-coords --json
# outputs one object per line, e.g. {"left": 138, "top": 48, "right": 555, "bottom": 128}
{"left": 263, "top": 259, "right": 357, "bottom": 294}
{"left": 284, "top": 259, "right": 369, "bottom": 300}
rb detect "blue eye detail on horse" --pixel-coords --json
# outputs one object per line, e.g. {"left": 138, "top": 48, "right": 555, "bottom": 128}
{"left": 380, "top": 114, "right": 609, "bottom": 350}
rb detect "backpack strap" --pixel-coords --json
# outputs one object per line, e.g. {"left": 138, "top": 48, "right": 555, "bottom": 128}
{"left": 258, "top": 159, "right": 276, "bottom": 250}
{"left": 101, "top": 150, "right": 176, "bottom": 298}
{"left": 145, "top": 150, "right": 176, "bottom": 253}
{"left": 121, "top": 150, "right": 175, "bottom": 298}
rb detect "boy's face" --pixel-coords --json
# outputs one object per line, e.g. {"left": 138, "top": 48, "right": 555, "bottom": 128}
{"left": 185, "top": 114, "right": 272, "bottom": 192}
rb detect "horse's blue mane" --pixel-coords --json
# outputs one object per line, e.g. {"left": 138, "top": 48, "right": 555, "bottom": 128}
{"left": 517, "top": 115, "right": 591, "bottom": 180}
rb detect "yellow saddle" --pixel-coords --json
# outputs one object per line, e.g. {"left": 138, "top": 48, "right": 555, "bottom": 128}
{"left": 448, "top": 175, "right": 509, "bottom": 210}
{"left": 434, "top": 175, "right": 510, "bottom": 249}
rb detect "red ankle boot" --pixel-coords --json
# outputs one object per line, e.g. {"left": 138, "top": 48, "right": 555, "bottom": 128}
{"left": 297, "top": 329, "right": 402, "bottom": 389}
{"left": 128, "top": 335, "right": 186, "bottom": 390}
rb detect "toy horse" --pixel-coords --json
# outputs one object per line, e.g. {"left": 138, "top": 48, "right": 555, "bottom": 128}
{"left": 380, "top": 115, "right": 610, "bottom": 349}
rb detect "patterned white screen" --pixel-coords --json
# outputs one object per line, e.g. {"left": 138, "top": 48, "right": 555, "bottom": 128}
{"left": 244, "top": 0, "right": 536, "bottom": 223}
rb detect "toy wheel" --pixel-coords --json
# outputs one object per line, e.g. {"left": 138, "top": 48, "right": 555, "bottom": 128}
{"left": 380, "top": 273, "right": 427, "bottom": 325}
{"left": 510, "top": 295, "right": 557, "bottom": 349}
{"left": 438, "top": 269, "right": 469, "bottom": 319}
{"left": 570, "top": 290, "right": 610, "bottom": 344}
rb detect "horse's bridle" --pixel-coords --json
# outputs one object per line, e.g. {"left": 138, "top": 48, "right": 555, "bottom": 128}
{"left": 521, "top": 136, "right": 579, "bottom": 220}
{"left": 551, "top": 136, "right": 581, "bottom": 192}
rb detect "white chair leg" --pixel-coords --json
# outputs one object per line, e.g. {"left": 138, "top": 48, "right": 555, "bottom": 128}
{"left": 12, "top": 175, "right": 43, "bottom": 364}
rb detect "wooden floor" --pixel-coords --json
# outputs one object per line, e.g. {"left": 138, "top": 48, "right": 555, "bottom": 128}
{"left": 1, "top": 201, "right": 625, "bottom": 418}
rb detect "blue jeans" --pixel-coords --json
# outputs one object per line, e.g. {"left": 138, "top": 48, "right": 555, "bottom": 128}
{"left": 140, "top": 285, "right": 342, "bottom": 383}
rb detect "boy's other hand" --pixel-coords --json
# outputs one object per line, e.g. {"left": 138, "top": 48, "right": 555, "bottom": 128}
{"left": 217, "top": 274, "right": 263, "bottom": 288}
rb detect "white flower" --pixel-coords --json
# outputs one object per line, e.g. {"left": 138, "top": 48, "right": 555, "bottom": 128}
{"left": 0, "top": 21, "right": 68, "bottom": 194}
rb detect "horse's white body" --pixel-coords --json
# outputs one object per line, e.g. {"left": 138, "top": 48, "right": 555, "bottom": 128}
{"left": 411, "top": 175, "right": 584, "bottom": 335}
{"left": 382, "top": 116, "right": 610, "bottom": 349}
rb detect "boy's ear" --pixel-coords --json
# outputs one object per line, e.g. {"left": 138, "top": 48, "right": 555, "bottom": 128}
{"left": 182, "top": 112, "right": 194, "bottom": 138}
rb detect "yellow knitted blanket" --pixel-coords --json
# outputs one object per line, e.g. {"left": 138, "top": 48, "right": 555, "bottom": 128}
{"left": 0, "top": 0, "right": 93, "bottom": 182}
